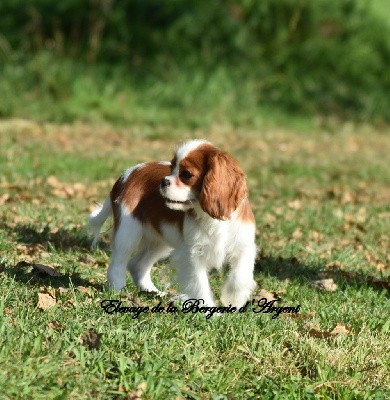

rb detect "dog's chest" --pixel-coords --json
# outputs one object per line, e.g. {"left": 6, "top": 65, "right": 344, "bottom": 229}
{"left": 184, "top": 217, "right": 229, "bottom": 269}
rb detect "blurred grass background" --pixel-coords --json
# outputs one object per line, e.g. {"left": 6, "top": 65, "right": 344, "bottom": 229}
{"left": 1, "top": 3, "right": 390, "bottom": 398}
{"left": 0, "top": 0, "right": 389, "bottom": 126}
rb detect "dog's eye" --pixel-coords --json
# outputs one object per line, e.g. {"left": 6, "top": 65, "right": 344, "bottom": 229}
{"left": 180, "top": 170, "right": 193, "bottom": 180}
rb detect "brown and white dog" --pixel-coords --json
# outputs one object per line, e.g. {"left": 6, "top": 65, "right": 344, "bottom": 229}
{"left": 89, "top": 140, "right": 256, "bottom": 308}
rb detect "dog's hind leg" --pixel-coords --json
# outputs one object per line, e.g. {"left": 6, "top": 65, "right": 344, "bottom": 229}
{"left": 107, "top": 213, "right": 142, "bottom": 291}
{"left": 127, "top": 243, "right": 171, "bottom": 295}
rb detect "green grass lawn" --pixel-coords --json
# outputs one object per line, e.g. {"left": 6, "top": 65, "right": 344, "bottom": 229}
{"left": 0, "top": 118, "right": 389, "bottom": 399}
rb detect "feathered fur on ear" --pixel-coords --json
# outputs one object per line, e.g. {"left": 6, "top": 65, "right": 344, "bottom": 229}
{"left": 199, "top": 151, "right": 247, "bottom": 220}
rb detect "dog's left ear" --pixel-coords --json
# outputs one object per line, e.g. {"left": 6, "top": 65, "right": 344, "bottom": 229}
{"left": 199, "top": 151, "right": 247, "bottom": 220}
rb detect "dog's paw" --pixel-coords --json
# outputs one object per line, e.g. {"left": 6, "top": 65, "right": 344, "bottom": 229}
{"left": 170, "top": 293, "right": 189, "bottom": 304}
{"left": 140, "top": 289, "right": 167, "bottom": 298}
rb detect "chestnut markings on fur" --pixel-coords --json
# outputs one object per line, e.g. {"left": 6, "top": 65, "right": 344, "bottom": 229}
{"left": 111, "top": 162, "right": 185, "bottom": 234}
{"left": 89, "top": 140, "right": 257, "bottom": 308}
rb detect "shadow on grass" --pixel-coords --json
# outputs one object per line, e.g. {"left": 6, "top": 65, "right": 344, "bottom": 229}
{"left": 255, "top": 255, "right": 320, "bottom": 281}
{"left": 9, "top": 223, "right": 95, "bottom": 251}
{"left": 4, "top": 220, "right": 110, "bottom": 252}
{"left": 2, "top": 223, "right": 388, "bottom": 295}
{"left": 1, "top": 222, "right": 108, "bottom": 291}
{"left": 255, "top": 254, "right": 390, "bottom": 296}
{"left": 1, "top": 260, "right": 105, "bottom": 291}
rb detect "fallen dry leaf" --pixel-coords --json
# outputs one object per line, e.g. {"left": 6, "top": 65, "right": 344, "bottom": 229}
{"left": 287, "top": 311, "right": 316, "bottom": 320}
{"left": 32, "top": 263, "right": 62, "bottom": 277}
{"left": 288, "top": 199, "right": 302, "bottom": 210}
{"left": 292, "top": 228, "right": 303, "bottom": 239}
{"left": 47, "top": 320, "right": 65, "bottom": 331}
{"left": 376, "top": 263, "right": 386, "bottom": 272}
{"left": 341, "top": 191, "right": 354, "bottom": 204}
{"left": 0, "top": 193, "right": 10, "bottom": 205}
{"left": 16, "top": 243, "right": 49, "bottom": 258}
{"left": 325, "top": 261, "right": 343, "bottom": 270}
{"left": 37, "top": 292, "right": 57, "bottom": 310}
{"left": 126, "top": 382, "right": 147, "bottom": 400}
{"left": 62, "top": 299, "right": 75, "bottom": 308}
{"left": 76, "top": 286, "right": 92, "bottom": 298}
{"left": 367, "top": 277, "right": 390, "bottom": 291}
{"left": 80, "top": 329, "right": 102, "bottom": 350}
{"left": 47, "top": 176, "right": 91, "bottom": 199}
{"left": 308, "top": 323, "right": 351, "bottom": 339}
{"left": 263, "top": 212, "right": 276, "bottom": 224}
{"left": 4, "top": 307, "right": 13, "bottom": 316}
{"left": 330, "top": 323, "right": 352, "bottom": 335}
{"left": 364, "top": 252, "right": 388, "bottom": 272}
{"left": 47, "top": 175, "right": 61, "bottom": 187}
{"left": 253, "top": 288, "right": 280, "bottom": 302}
{"left": 309, "top": 230, "right": 324, "bottom": 242}
{"left": 365, "top": 251, "right": 375, "bottom": 263}
{"left": 312, "top": 278, "right": 338, "bottom": 292}
{"left": 15, "top": 261, "right": 62, "bottom": 277}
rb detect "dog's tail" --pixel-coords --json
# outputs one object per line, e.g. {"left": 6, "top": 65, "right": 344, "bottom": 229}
{"left": 88, "top": 196, "right": 112, "bottom": 250}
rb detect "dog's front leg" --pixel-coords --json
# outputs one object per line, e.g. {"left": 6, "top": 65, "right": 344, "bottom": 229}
{"left": 171, "top": 247, "right": 216, "bottom": 307}
{"left": 221, "top": 244, "right": 257, "bottom": 308}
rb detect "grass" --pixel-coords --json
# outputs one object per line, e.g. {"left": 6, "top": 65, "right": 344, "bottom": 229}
{"left": 0, "top": 118, "right": 389, "bottom": 399}
{"left": 0, "top": 51, "right": 319, "bottom": 132}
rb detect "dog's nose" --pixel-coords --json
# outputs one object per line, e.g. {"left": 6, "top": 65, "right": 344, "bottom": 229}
{"left": 161, "top": 178, "right": 171, "bottom": 188}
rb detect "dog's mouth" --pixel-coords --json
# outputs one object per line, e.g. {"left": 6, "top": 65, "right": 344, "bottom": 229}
{"left": 163, "top": 196, "right": 195, "bottom": 206}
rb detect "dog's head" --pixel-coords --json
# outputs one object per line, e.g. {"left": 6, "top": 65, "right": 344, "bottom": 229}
{"left": 160, "top": 140, "right": 247, "bottom": 220}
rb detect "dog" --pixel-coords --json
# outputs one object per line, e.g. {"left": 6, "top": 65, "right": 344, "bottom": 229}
{"left": 89, "top": 139, "right": 256, "bottom": 308}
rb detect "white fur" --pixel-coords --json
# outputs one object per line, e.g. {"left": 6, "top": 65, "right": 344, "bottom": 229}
{"left": 89, "top": 200, "right": 256, "bottom": 308}
{"left": 175, "top": 139, "right": 209, "bottom": 169}
{"left": 160, "top": 141, "right": 207, "bottom": 210}
{"left": 89, "top": 140, "right": 257, "bottom": 308}
{"left": 121, "top": 163, "right": 145, "bottom": 182}
{"left": 89, "top": 163, "right": 145, "bottom": 249}
{"left": 89, "top": 196, "right": 112, "bottom": 250}
{"left": 161, "top": 181, "right": 195, "bottom": 210}
{"left": 107, "top": 209, "right": 171, "bottom": 295}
